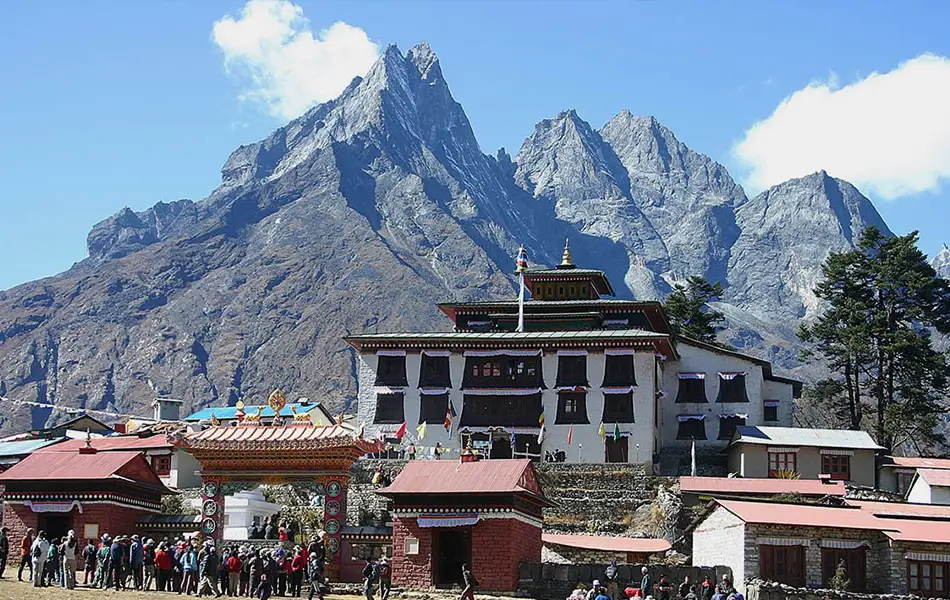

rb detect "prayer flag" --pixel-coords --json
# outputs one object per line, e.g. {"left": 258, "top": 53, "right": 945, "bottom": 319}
{"left": 538, "top": 410, "right": 545, "bottom": 428}
{"left": 510, "top": 433, "right": 517, "bottom": 453}
{"left": 395, "top": 421, "right": 407, "bottom": 439}
{"left": 417, "top": 422, "right": 428, "bottom": 440}
{"left": 515, "top": 244, "right": 528, "bottom": 332}
{"left": 598, "top": 422, "right": 606, "bottom": 439}
{"left": 567, "top": 424, "right": 573, "bottom": 445}
{"left": 537, "top": 424, "right": 545, "bottom": 444}
{"left": 613, "top": 422, "right": 621, "bottom": 442}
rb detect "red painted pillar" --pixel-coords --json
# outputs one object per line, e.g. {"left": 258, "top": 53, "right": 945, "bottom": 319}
{"left": 321, "top": 475, "right": 348, "bottom": 581}
{"left": 199, "top": 478, "right": 226, "bottom": 549}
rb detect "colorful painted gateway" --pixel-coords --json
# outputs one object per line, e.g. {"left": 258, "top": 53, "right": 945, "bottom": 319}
{"left": 169, "top": 390, "right": 383, "bottom": 581}
{"left": 377, "top": 457, "right": 553, "bottom": 592}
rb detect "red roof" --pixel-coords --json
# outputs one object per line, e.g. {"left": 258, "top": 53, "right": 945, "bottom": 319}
{"left": 175, "top": 424, "right": 382, "bottom": 453}
{"left": 916, "top": 469, "right": 950, "bottom": 487}
{"left": 0, "top": 450, "right": 169, "bottom": 493}
{"left": 379, "top": 458, "right": 548, "bottom": 500}
{"left": 847, "top": 500, "right": 950, "bottom": 519}
{"left": 680, "top": 476, "right": 845, "bottom": 497}
{"left": 716, "top": 499, "right": 888, "bottom": 531}
{"left": 543, "top": 533, "right": 670, "bottom": 554}
{"left": 882, "top": 456, "right": 950, "bottom": 470}
{"left": 877, "top": 518, "right": 950, "bottom": 544}
{"left": 37, "top": 434, "right": 172, "bottom": 453}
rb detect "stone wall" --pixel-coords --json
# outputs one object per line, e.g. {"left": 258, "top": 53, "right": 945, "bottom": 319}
{"left": 347, "top": 459, "right": 404, "bottom": 527}
{"left": 744, "top": 579, "right": 944, "bottom": 600}
{"left": 518, "top": 563, "right": 729, "bottom": 600}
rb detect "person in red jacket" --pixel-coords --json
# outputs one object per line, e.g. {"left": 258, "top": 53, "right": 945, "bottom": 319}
{"left": 290, "top": 548, "right": 306, "bottom": 597}
{"left": 154, "top": 543, "right": 173, "bottom": 592}
{"left": 226, "top": 550, "right": 242, "bottom": 596}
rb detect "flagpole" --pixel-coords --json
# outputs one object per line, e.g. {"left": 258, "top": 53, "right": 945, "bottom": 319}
{"left": 691, "top": 437, "right": 697, "bottom": 477}
{"left": 517, "top": 269, "right": 525, "bottom": 333}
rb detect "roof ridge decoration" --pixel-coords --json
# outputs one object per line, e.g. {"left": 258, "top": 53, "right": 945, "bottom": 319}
{"left": 289, "top": 405, "right": 313, "bottom": 426}
{"left": 558, "top": 239, "right": 575, "bottom": 269}
{"left": 268, "top": 389, "right": 287, "bottom": 417}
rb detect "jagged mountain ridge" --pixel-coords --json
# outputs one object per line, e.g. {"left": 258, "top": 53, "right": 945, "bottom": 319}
{"left": 0, "top": 42, "right": 899, "bottom": 432}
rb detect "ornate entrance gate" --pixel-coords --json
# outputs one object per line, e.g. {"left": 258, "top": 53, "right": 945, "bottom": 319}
{"left": 170, "top": 391, "right": 381, "bottom": 580}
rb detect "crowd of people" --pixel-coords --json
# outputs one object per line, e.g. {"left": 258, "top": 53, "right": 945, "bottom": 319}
{"left": 568, "top": 567, "right": 742, "bottom": 600}
{"left": 7, "top": 526, "right": 330, "bottom": 599}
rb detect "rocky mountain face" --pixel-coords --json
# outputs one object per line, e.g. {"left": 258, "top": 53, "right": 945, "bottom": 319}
{"left": 0, "top": 42, "right": 901, "bottom": 432}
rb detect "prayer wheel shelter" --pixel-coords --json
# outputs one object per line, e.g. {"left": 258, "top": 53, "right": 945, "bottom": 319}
{"left": 0, "top": 445, "right": 171, "bottom": 562}
{"left": 378, "top": 457, "right": 552, "bottom": 592}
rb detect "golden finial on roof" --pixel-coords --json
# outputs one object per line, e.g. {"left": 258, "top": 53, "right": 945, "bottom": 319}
{"left": 560, "top": 238, "right": 574, "bottom": 268}
{"left": 235, "top": 400, "right": 246, "bottom": 421}
{"left": 268, "top": 389, "right": 287, "bottom": 416}
{"left": 210, "top": 412, "right": 220, "bottom": 427}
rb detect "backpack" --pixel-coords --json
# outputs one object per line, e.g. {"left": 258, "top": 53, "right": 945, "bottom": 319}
{"left": 379, "top": 563, "right": 391, "bottom": 579}
{"left": 32, "top": 543, "right": 42, "bottom": 558}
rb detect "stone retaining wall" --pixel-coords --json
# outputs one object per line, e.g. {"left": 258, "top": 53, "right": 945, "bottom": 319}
{"left": 518, "top": 563, "right": 730, "bottom": 600}
{"left": 744, "top": 579, "right": 946, "bottom": 600}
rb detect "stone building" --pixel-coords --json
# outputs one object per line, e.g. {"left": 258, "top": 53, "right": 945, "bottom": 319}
{"left": 0, "top": 445, "right": 171, "bottom": 560}
{"left": 378, "top": 457, "right": 551, "bottom": 592}
{"left": 691, "top": 498, "right": 950, "bottom": 596}
{"left": 726, "top": 427, "right": 884, "bottom": 486}
{"left": 345, "top": 246, "right": 800, "bottom": 470}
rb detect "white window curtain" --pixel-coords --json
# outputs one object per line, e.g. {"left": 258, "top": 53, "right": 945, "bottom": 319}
{"left": 376, "top": 350, "right": 407, "bottom": 357}
{"left": 678, "top": 373, "right": 705, "bottom": 380}
{"left": 463, "top": 349, "right": 542, "bottom": 357}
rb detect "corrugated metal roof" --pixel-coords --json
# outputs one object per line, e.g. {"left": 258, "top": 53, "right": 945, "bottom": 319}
{"left": 379, "top": 459, "right": 541, "bottom": 496}
{"left": 883, "top": 456, "right": 950, "bottom": 470}
{"left": 542, "top": 533, "right": 670, "bottom": 554}
{"left": 916, "top": 469, "right": 950, "bottom": 488}
{"left": 184, "top": 402, "right": 325, "bottom": 422}
{"left": 731, "top": 426, "right": 885, "bottom": 450}
{"left": 847, "top": 500, "right": 950, "bottom": 519}
{"left": 346, "top": 330, "right": 664, "bottom": 341}
{"left": 716, "top": 499, "right": 888, "bottom": 530}
{"left": 679, "top": 476, "right": 845, "bottom": 497}
{"left": 878, "top": 518, "right": 950, "bottom": 544}
{"left": 38, "top": 434, "right": 172, "bottom": 452}
{"left": 0, "top": 450, "right": 145, "bottom": 481}
{"left": 0, "top": 437, "right": 67, "bottom": 457}
{"left": 438, "top": 299, "right": 657, "bottom": 308}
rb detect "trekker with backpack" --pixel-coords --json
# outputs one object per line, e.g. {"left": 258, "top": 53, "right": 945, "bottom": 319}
{"left": 378, "top": 557, "right": 392, "bottom": 600}
{"left": 362, "top": 559, "right": 377, "bottom": 600}
{"left": 460, "top": 563, "right": 478, "bottom": 600}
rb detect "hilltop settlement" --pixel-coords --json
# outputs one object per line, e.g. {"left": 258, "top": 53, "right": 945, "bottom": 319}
{"left": 1, "top": 248, "right": 950, "bottom": 600}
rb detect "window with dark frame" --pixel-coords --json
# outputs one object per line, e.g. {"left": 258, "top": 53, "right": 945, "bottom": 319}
{"left": 602, "top": 354, "right": 636, "bottom": 387}
{"left": 760, "top": 545, "right": 806, "bottom": 587}
{"left": 418, "top": 354, "right": 451, "bottom": 388}
{"left": 718, "top": 415, "right": 746, "bottom": 440}
{"left": 764, "top": 402, "right": 779, "bottom": 422}
{"left": 908, "top": 560, "right": 948, "bottom": 597}
{"left": 556, "top": 355, "right": 588, "bottom": 387}
{"left": 462, "top": 356, "right": 543, "bottom": 388}
{"left": 419, "top": 393, "right": 449, "bottom": 425}
{"left": 768, "top": 452, "right": 797, "bottom": 477}
{"left": 374, "top": 393, "right": 405, "bottom": 424}
{"left": 151, "top": 454, "right": 172, "bottom": 476}
{"left": 375, "top": 355, "right": 409, "bottom": 387}
{"left": 555, "top": 391, "right": 589, "bottom": 424}
{"left": 716, "top": 373, "right": 749, "bottom": 403}
{"left": 676, "top": 417, "right": 707, "bottom": 440}
{"left": 821, "top": 454, "right": 851, "bottom": 480}
{"left": 602, "top": 392, "right": 635, "bottom": 423}
{"left": 821, "top": 547, "right": 867, "bottom": 592}
{"left": 459, "top": 393, "right": 543, "bottom": 427}
{"left": 675, "top": 376, "right": 708, "bottom": 403}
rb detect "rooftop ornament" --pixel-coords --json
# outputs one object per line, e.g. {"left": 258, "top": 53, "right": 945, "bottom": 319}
{"left": 559, "top": 238, "right": 575, "bottom": 269}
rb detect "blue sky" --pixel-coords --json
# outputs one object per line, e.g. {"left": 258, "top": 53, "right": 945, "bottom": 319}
{"left": 1, "top": 0, "right": 948, "bottom": 291}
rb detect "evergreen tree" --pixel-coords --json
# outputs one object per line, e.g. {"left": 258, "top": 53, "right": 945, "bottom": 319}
{"left": 664, "top": 276, "right": 726, "bottom": 343}
{"left": 799, "top": 227, "right": 950, "bottom": 452}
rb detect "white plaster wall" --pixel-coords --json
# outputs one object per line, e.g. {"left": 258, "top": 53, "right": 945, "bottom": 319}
{"left": 172, "top": 450, "right": 203, "bottom": 489}
{"left": 358, "top": 348, "right": 657, "bottom": 465}
{"left": 660, "top": 342, "right": 782, "bottom": 450}
{"left": 693, "top": 506, "right": 746, "bottom": 591}
{"left": 762, "top": 380, "right": 794, "bottom": 426}
{"left": 907, "top": 478, "right": 933, "bottom": 504}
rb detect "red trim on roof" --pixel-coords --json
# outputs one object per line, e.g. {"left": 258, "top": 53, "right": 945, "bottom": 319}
{"left": 883, "top": 456, "right": 950, "bottom": 470}
{"left": 37, "top": 434, "right": 173, "bottom": 453}
{"left": 680, "top": 476, "right": 846, "bottom": 497}
{"left": 542, "top": 533, "right": 670, "bottom": 554}
{"left": 379, "top": 458, "right": 549, "bottom": 502}
{"left": 0, "top": 450, "right": 171, "bottom": 494}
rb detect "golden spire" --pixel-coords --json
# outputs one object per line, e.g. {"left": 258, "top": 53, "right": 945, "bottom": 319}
{"left": 560, "top": 238, "right": 574, "bottom": 268}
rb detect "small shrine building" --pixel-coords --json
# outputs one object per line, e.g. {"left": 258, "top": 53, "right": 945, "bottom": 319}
{"left": 0, "top": 444, "right": 171, "bottom": 559}
{"left": 378, "top": 456, "right": 552, "bottom": 592}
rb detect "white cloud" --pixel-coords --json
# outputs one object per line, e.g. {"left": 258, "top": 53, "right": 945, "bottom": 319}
{"left": 213, "top": 0, "right": 379, "bottom": 120}
{"left": 733, "top": 54, "right": 950, "bottom": 199}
